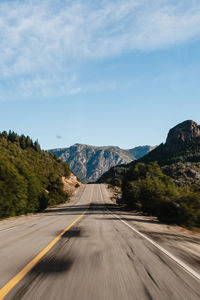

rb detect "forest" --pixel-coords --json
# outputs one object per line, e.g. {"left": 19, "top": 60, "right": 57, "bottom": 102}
{"left": 0, "top": 131, "right": 71, "bottom": 218}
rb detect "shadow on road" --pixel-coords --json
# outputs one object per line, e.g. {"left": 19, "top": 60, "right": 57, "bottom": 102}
{"left": 62, "top": 228, "right": 82, "bottom": 238}
{"left": 44, "top": 203, "right": 159, "bottom": 226}
{"left": 140, "top": 231, "right": 200, "bottom": 244}
{"left": 45, "top": 203, "right": 133, "bottom": 215}
{"left": 31, "top": 257, "right": 73, "bottom": 274}
{"left": 13, "top": 253, "right": 74, "bottom": 298}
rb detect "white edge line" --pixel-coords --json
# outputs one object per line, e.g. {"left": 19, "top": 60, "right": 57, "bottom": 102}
{"left": 99, "top": 184, "right": 200, "bottom": 282}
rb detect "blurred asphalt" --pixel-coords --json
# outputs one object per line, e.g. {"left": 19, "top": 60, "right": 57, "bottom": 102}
{"left": 0, "top": 184, "right": 199, "bottom": 300}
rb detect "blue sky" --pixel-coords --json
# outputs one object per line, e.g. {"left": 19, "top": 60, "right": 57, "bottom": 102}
{"left": 0, "top": 0, "right": 200, "bottom": 149}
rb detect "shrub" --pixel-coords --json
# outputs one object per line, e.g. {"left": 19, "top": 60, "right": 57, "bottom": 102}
{"left": 156, "top": 201, "right": 188, "bottom": 225}
{"left": 113, "top": 178, "right": 122, "bottom": 187}
{"left": 122, "top": 162, "right": 200, "bottom": 227}
{"left": 106, "top": 177, "right": 122, "bottom": 187}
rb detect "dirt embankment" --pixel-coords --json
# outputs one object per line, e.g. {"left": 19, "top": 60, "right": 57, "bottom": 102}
{"left": 62, "top": 173, "right": 82, "bottom": 196}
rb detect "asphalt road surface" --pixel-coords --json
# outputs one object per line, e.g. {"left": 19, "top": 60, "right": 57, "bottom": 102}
{"left": 0, "top": 184, "right": 199, "bottom": 300}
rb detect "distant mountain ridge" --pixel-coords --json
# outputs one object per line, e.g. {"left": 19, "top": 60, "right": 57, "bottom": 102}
{"left": 49, "top": 144, "right": 154, "bottom": 183}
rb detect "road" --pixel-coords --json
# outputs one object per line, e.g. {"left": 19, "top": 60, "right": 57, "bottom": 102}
{"left": 0, "top": 184, "right": 199, "bottom": 300}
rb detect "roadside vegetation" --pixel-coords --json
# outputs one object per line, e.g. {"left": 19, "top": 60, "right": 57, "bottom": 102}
{"left": 107, "top": 162, "right": 200, "bottom": 228}
{"left": 102, "top": 121, "right": 200, "bottom": 229}
{"left": 0, "top": 131, "right": 71, "bottom": 219}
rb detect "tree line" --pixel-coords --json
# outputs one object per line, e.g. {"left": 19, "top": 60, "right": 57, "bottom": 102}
{"left": 0, "top": 130, "right": 41, "bottom": 151}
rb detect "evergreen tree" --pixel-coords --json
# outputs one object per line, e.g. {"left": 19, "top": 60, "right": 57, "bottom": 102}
{"left": 19, "top": 135, "right": 26, "bottom": 149}
{"left": 34, "top": 140, "right": 41, "bottom": 152}
{"left": 8, "top": 131, "right": 19, "bottom": 143}
{"left": 25, "top": 136, "right": 33, "bottom": 148}
{"left": 1, "top": 131, "right": 8, "bottom": 139}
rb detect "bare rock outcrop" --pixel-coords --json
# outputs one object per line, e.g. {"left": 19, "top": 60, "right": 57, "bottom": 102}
{"left": 166, "top": 120, "right": 200, "bottom": 147}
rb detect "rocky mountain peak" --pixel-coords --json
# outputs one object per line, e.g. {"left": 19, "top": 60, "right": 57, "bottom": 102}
{"left": 166, "top": 120, "right": 200, "bottom": 146}
{"left": 50, "top": 144, "right": 153, "bottom": 183}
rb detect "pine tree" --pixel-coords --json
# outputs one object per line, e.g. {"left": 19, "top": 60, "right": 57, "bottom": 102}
{"left": 8, "top": 131, "right": 19, "bottom": 143}
{"left": 25, "top": 136, "right": 33, "bottom": 148}
{"left": 19, "top": 135, "right": 26, "bottom": 149}
{"left": 34, "top": 140, "right": 41, "bottom": 152}
{"left": 1, "top": 131, "right": 8, "bottom": 139}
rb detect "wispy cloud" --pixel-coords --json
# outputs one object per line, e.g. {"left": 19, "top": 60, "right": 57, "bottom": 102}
{"left": 0, "top": 0, "right": 200, "bottom": 100}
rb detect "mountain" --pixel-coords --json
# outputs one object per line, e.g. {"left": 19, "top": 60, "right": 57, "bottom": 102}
{"left": 98, "top": 120, "right": 200, "bottom": 185}
{"left": 49, "top": 144, "right": 154, "bottom": 183}
{"left": 98, "top": 120, "right": 200, "bottom": 228}
{"left": 0, "top": 130, "right": 77, "bottom": 219}
{"left": 166, "top": 120, "right": 200, "bottom": 147}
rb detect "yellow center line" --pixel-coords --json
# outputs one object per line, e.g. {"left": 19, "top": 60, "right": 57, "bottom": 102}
{"left": 0, "top": 185, "right": 93, "bottom": 300}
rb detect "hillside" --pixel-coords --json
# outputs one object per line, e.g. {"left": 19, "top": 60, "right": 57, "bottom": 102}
{"left": 99, "top": 120, "right": 200, "bottom": 228}
{"left": 0, "top": 131, "right": 76, "bottom": 219}
{"left": 50, "top": 144, "right": 153, "bottom": 183}
{"left": 98, "top": 120, "right": 200, "bottom": 185}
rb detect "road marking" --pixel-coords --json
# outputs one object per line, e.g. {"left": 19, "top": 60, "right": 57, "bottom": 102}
{"left": 0, "top": 185, "right": 93, "bottom": 300}
{"left": 99, "top": 184, "right": 200, "bottom": 282}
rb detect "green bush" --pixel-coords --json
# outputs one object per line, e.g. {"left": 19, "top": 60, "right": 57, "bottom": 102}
{"left": 106, "top": 177, "right": 122, "bottom": 187}
{"left": 156, "top": 201, "right": 188, "bottom": 225}
{"left": 122, "top": 162, "right": 200, "bottom": 227}
{"left": 113, "top": 178, "right": 122, "bottom": 187}
{"left": 179, "top": 192, "right": 200, "bottom": 227}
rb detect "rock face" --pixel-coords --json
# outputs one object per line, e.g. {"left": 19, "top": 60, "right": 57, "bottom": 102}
{"left": 50, "top": 144, "right": 153, "bottom": 183}
{"left": 166, "top": 120, "right": 200, "bottom": 147}
{"left": 98, "top": 120, "right": 200, "bottom": 185}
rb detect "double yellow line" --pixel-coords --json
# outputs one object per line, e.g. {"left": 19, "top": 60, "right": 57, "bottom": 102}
{"left": 0, "top": 186, "right": 93, "bottom": 300}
